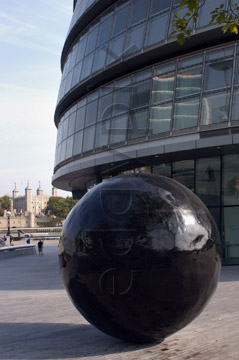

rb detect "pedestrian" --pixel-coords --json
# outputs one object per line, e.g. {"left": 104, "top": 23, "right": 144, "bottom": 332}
{"left": 37, "top": 240, "right": 44, "bottom": 255}
{"left": 25, "top": 235, "right": 30, "bottom": 244}
{"left": 10, "top": 235, "right": 13, "bottom": 246}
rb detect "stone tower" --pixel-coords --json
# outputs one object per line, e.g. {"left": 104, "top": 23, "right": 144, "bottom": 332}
{"left": 52, "top": 187, "right": 58, "bottom": 197}
{"left": 25, "top": 182, "right": 32, "bottom": 212}
{"left": 12, "top": 183, "right": 19, "bottom": 199}
{"left": 37, "top": 182, "right": 43, "bottom": 196}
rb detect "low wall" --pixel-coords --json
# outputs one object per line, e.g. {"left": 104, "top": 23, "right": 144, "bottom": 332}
{"left": 0, "top": 244, "right": 36, "bottom": 260}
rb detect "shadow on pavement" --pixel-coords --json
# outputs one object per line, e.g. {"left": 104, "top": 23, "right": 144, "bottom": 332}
{"left": 219, "top": 266, "right": 239, "bottom": 282}
{"left": 0, "top": 322, "right": 154, "bottom": 359}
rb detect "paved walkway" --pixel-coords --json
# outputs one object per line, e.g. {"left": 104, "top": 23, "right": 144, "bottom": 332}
{"left": 0, "top": 246, "right": 238, "bottom": 360}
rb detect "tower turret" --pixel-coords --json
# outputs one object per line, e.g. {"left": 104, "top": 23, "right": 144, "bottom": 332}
{"left": 12, "top": 183, "right": 18, "bottom": 198}
{"left": 25, "top": 181, "right": 32, "bottom": 212}
{"left": 37, "top": 181, "right": 43, "bottom": 196}
{"left": 52, "top": 187, "right": 58, "bottom": 197}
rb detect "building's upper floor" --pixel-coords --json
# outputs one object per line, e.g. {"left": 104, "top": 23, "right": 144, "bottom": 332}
{"left": 55, "top": 0, "right": 237, "bottom": 126}
{"left": 52, "top": 0, "right": 239, "bottom": 194}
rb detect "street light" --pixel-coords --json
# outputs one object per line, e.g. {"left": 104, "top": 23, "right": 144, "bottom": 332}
{"left": 6, "top": 211, "right": 11, "bottom": 236}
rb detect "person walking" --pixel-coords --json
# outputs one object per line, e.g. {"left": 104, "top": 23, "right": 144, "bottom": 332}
{"left": 37, "top": 240, "right": 44, "bottom": 255}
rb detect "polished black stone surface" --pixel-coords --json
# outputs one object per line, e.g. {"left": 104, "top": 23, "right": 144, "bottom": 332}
{"left": 59, "top": 174, "right": 221, "bottom": 343}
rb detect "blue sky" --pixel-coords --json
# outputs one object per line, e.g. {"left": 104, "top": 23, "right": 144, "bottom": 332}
{"left": 0, "top": 0, "right": 72, "bottom": 198}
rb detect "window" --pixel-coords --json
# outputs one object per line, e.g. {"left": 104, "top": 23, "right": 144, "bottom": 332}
{"left": 150, "top": 0, "right": 171, "bottom": 15}
{"left": 207, "top": 47, "right": 234, "bottom": 62}
{"left": 69, "top": 43, "right": 79, "bottom": 71}
{"left": 129, "top": 0, "right": 149, "bottom": 26}
{"left": 172, "top": 160, "right": 195, "bottom": 191}
{"left": 106, "top": 33, "right": 125, "bottom": 65}
{"left": 85, "top": 100, "right": 98, "bottom": 126}
{"left": 173, "top": 98, "right": 199, "bottom": 130}
{"left": 59, "top": 140, "right": 66, "bottom": 163}
{"left": 92, "top": 46, "right": 107, "bottom": 73}
{"left": 234, "top": 51, "right": 239, "bottom": 84}
{"left": 131, "top": 80, "right": 151, "bottom": 109}
{"left": 154, "top": 62, "right": 175, "bottom": 75}
{"left": 75, "top": 106, "right": 86, "bottom": 131}
{"left": 85, "top": 25, "right": 98, "bottom": 56}
{"left": 152, "top": 163, "right": 171, "bottom": 177}
{"left": 231, "top": 89, "right": 239, "bottom": 121}
{"left": 204, "top": 60, "right": 233, "bottom": 90}
{"left": 76, "top": 35, "right": 87, "bottom": 63}
{"left": 98, "top": 93, "right": 113, "bottom": 121}
{"left": 128, "top": 109, "right": 148, "bottom": 139}
{"left": 67, "top": 112, "right": 76, "bottom": 136}
{"left": 61, "top": 119, "right": 68, "bottom": 141}
{"left": 110, "top": 115, "right": 128, "bottom": 144}
{"left": 65, "top": 136, "right": 74, "bottom": 159}
{"left": 113, "top": 87, "right": 130, "bottom": 116}
{"left": 95, "top": 120, "right": 110, "bottom": 148}
{"left": 201, "top": 91, "right": 230, "bottom": 125}
{"left": 124, "top": 23, "right": 145, "bottom": 56}
{"left": 223, "top": 207, "right": 239, "bottom": 262}
{"left": 144, "top": 12, "right": 169, "bottom": 46}
{"left": 54, "top": 146, "right": 60, "bottom": 166}
{"left": 151, "top": 72, "right": 175, "bottom": 104}
{"left": 133, "top": 70, "right": 152, "bottom": 83}
{"left": 83, "top": 126, "right": 95, "bottom": 152}
{"left": 149, "top": 103, "right": 172, "bottom": 134}
{"left": 73, "top": 131, "right": 83, "bottom": 156}
{"left": 222, "top": 154, "right": 239, "bottom": 205}
{"left": 196, "top": 157, "right": 220, "bottom": 206}
{"left": 112, "top": 3, "right": 130, "bottom": 36}
{"left": 97, "top": 14, "right": 113, "bottom": 46}
{"left": 169, "top": 5, "right": 193, "bottom": 36}
{"left": 71, "top": 61, "right": 83, "bottom": 87}
{"left": 64, "top": 71, "right": 74, "bottom": 94}
{"left": 57, "top": 122, "right": 63, "bottom": 144}
{"left": 178, "top": 54, "right": 203, "bottom": 69}
{"left": 81, "top": 53, "right": 94, "bottom": 79}
{"left": 176, "top": 67, "right": 202, "bottom": 98}
{"left": 197, "top": 0, "right": 226, "bottom": 28}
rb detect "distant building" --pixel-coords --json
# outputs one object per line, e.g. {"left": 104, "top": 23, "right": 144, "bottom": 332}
{"left": 0, "top": 184, "right": 58, "bottom": 230}
{"left": 12, "top": 183, "right": 58, "bottom": 215}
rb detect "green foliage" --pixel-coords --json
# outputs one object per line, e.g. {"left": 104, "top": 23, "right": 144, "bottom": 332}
{"left": 0, "top": 195, "right": 10, "bottom": 217}
{"left": 36, "top": 218, "right": 61, "bottom": 227}
{"left": 44, "top": 196, "right": 78, "bottom": 220}
{"left": 171, "top": 0, "right": 239, "bottom": 44}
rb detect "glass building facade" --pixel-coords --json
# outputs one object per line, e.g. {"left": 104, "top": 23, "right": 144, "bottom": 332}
{"left": 53, "top": 0, "right": 239, "bottom": 265}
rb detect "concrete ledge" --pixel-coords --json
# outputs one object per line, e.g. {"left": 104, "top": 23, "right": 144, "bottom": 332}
{"left": 0, "top": 244, "right": 36, "bottom": 260}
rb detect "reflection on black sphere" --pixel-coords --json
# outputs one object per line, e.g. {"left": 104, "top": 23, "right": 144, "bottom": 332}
{"left": 100, "top": 189, "right": 133, "bottom": 216}
{"left": 59, "top": 173, "right": 221, "bottom": 344}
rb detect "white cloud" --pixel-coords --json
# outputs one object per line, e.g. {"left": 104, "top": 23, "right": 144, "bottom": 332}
{"left": 0, "top": 4, "right": 70, "bottom": 54}
{"left": 0, "top": 23, "right": 62, "bottom": 56}
{"left": 42, "top": 0, "right": 72, "bottom": 15}
{"left": 0, "top": 11, "right": 35, "bottom": 29}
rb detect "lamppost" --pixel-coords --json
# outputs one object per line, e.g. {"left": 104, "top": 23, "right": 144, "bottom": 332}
{"left": 6, "top": 211, "right": 11, "bottom": 236}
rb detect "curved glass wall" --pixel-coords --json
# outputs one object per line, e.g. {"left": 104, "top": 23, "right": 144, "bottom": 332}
{"left": 68, "top": 0, "right": 100, "bottom": 35}
{"left": 54, "top": 42, "right": 239, "bottom": 169}
{"left": 152, "top": 154, "right": 239, "bottom": 265}
{"left": 57, "top": 0, "right": 228, "bottom": 104}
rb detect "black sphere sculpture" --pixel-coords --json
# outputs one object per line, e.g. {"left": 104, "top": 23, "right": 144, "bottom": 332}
{"left": 59, "top": 174, "right": 221, "bottom": 343}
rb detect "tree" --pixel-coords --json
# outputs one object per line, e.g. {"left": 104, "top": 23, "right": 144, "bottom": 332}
{"left": 44, "top": 196, "right": 78, "bottom": 219}
{"left": 171, "top": 0, "right": 239, "bottom": 44}
{"left": 0, "top": 196, "right": 10, "bottom": 216}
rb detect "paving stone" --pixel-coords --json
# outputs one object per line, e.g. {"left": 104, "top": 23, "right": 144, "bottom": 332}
{"left": 0, "top": 246, "right": 238, "bottom": 360}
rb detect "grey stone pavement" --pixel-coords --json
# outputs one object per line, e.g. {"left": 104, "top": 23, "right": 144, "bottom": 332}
{"left": 0, "top": 245, "right": 238, "bottom": 360}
